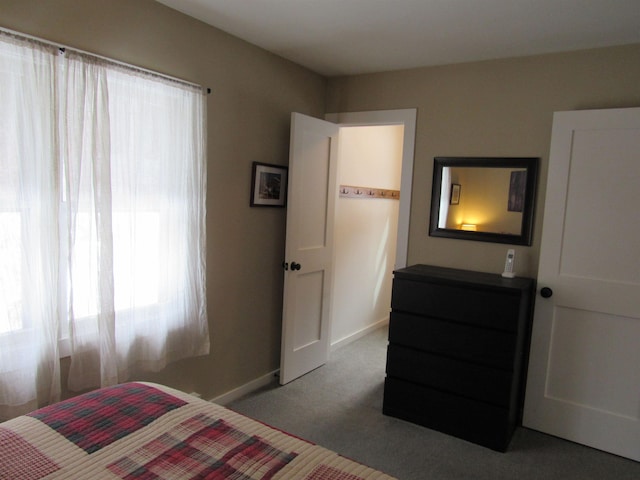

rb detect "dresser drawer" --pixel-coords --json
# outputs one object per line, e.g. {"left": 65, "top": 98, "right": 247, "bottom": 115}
{"left": 383, "top": 377, "right": 514, "bottom": 451}
{"left": 389, "top": 312, "right": 517, "bottom": 370}
{"left": 386, "top": 344, "right": 513, "bottom": 407}
{"left": 391, "top": 277, "right": 521, "bottom": 332}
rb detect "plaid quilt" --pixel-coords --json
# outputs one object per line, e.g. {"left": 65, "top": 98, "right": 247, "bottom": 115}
{"left": 28, "top": 383, "right": 186, "bottom": 454}
{"left": 0, "top": 382, "right": 396, "bottom": 480}
{"left": 107, "top": 414, "right": 298, "bottom": 479}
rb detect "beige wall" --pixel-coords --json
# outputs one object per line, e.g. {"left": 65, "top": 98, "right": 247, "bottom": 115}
{"left": 0, "top": 0, "right": 326, "bottom": 400}
{"left": 327, "top": 44, "right": 640, "bottom": 277}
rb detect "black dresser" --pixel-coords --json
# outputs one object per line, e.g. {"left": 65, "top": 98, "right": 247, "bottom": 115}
{"left": 383, "top": 264, "right": 535, "bottom": 451}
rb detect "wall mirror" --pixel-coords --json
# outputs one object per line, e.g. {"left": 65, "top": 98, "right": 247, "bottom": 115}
{"left": 429, "top": 157, "right": 538, "bottom": 245}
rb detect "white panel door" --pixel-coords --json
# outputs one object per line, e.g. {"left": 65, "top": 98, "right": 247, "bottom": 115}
{"left": 280, "top": 113, "right": 339, "bottom": 385}
{"left": 523, "top": 107, "right": 640, "bottom": 461}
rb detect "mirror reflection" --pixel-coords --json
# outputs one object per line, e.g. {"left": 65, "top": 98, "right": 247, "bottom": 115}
{"left": 438, "top": 166, "right": 526, "bottom": 234}
{"left": 429, "top": 157, "right": 538, "bottom": 245}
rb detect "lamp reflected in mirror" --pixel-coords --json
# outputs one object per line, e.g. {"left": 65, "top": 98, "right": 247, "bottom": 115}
{"left": 429, "top": 157, "right": 538, "bottom": 245}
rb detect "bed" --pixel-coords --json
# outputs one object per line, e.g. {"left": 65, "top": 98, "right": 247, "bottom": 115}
{"left": 0, "top": 382, "right": 396, "bottom": 479}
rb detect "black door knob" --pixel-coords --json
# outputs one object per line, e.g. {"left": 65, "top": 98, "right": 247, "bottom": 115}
{"left": 290, "top": 262, "right": 301, "bottom": 271}
{"left": 540, "top": 287, "right": 553, "bottom": 298}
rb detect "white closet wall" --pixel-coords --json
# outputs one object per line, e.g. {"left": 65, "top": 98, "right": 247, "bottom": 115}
{"left": 331, "top": 125, "right": 403, "bottom": 347}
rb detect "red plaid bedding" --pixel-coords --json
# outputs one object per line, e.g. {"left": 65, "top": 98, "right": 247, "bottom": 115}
{"left": 0, "top": 382, "right": 396, "bottom": 480}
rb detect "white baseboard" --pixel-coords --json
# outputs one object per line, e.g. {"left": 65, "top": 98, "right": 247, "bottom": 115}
{"left": 209, "top": 370, "right": 279, "bottom": 406}
{"left": 330, "top": 317, "right": 389, "bottom": 352}
{"left": 209, "top": 319, "right": 388, "bottom": 405}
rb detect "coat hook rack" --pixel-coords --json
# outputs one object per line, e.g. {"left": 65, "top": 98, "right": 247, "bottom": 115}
{"left": 339, "top": 185, "right": 400, "bottom": 200}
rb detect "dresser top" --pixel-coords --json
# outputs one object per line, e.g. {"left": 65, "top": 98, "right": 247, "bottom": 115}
{"left": 394, "top": 264, "right": 535, "bottom": 291}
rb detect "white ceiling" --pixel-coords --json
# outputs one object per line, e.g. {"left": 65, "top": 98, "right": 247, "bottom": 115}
{"left": 156, "top": 0, "right": 640, "bottom": 76}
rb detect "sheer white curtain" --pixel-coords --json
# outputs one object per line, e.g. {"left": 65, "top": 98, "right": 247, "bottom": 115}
{"left": 0, "top": 30, "right": 209, "bottom": 419}
{"left": 60, "top": 52, "right": 118, "bottom": 390}
{"left": 0, "top": 33, "right": 61, "bottom": 419}
{"left": 65, "top": 54, "right": 210, "bottom": 391}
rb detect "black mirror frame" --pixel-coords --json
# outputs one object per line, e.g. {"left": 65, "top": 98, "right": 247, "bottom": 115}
{"left": 429, "top": 157, "right": 539, "bottom": 245}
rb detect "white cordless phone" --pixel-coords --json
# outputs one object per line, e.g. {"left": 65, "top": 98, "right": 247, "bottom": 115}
{"left": 502, "top": 249, "right": 516, "bottom": 278}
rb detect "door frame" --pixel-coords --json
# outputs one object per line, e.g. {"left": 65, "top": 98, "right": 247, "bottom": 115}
{"left": 326, "top": 109, "right": 417, "bottom": 270}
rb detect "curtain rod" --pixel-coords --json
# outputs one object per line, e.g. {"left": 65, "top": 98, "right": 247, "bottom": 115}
{"left": 1, "top": 27, "right": 211, "bottom": 94}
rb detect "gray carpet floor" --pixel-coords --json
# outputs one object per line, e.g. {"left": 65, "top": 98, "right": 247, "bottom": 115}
{"left": 228, "top": 325, "right": 639, "bottom": 479}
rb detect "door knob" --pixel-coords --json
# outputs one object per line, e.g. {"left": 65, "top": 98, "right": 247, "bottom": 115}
{"left": 290, "top": 262, "right": 301, "bottom": 271}
{"left": 540, "top": 287, "right": 553, "bottom": 298}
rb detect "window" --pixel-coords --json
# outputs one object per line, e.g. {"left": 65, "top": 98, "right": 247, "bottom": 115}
{"left": 0, "top": 30, "right": 209, "bottom": 417}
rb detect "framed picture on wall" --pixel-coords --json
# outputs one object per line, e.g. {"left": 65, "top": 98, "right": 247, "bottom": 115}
{"left": 508, "top": 171, "right": 526, "bottom": 212}
{"left": 250, "top": 161, "right": 288, "bottom": 207}
{"left": 450, "top": 183, "right": 461, "bottom": 205}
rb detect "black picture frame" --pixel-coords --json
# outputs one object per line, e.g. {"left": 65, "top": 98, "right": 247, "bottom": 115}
{"left": 250, "top": 161, "right": 288, "bottom": 207}
{"left": 450, "top": 184, "right": 461, "bottom": 205}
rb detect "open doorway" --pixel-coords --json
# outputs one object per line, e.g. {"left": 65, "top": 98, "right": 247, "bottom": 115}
{"left": 278, "top": 110, "right": 415, "bottom": 385}
{"left": 330, "top": 124, "right": 403, "bottom": 347}
{"left": 326, "top": 110, "right": 416, "bottom": 350}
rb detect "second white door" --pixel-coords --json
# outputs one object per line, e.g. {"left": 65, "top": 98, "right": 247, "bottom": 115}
{"left": 523, "top": 107, "right": 640, "bottom": 461}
